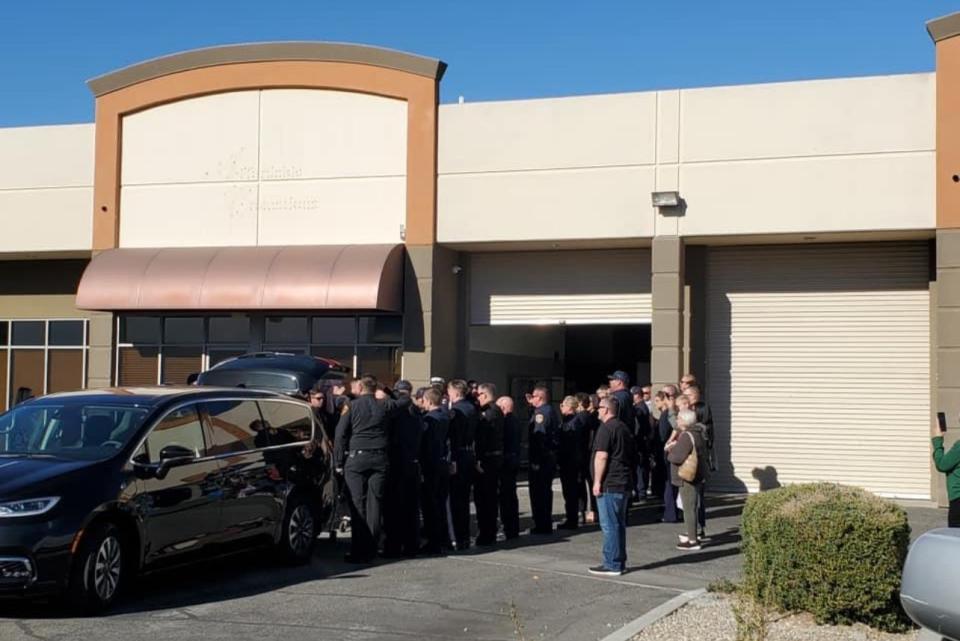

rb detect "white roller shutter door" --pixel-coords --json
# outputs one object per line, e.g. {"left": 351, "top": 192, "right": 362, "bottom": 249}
{"left": 470, "top": 249, "right": 651, "bottom": 325}
{"left": 705, "top": 242, "right": 931, "bottom": 499}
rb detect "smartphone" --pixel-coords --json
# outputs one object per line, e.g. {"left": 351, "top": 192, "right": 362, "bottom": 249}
{"left": 937, "top": 411, "right": 948, "bottom": 433}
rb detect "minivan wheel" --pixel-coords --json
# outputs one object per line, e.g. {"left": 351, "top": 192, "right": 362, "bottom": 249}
{"left": 279, "top": 494, "right": 316, "bottom": 564}
{"left": 67, "top": 521, "right": 127, "bottom": 614}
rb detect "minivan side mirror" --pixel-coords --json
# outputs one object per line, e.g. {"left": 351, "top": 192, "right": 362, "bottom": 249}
{"left": 133, "top": 444, "right": 196, "bottom": 480}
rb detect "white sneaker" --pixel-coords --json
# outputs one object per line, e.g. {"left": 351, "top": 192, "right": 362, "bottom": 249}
{"left": 678, "top": 534, "right": 690, "bottom": 544}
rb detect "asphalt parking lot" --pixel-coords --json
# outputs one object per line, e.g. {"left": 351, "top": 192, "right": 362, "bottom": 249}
{"left": 0, "top": 486, "right": 945, "bottom": 641}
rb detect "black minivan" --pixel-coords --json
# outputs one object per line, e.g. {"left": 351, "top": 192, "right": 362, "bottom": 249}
{"left": 0, "top": 386, "right": 329, "bottom": 612}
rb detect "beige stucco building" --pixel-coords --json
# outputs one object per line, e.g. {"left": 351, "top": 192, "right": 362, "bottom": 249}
{"left": 2, "top": 13, "right": 960, "bottom": 502}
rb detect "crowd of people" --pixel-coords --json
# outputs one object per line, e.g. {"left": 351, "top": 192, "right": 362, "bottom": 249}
{"left": 310, "top": 369, "right": 715, "bottom": 575}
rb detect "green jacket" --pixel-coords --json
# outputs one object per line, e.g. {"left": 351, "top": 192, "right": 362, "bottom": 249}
{"left": 933, "top": 436, "right": 960, "bottom": 501}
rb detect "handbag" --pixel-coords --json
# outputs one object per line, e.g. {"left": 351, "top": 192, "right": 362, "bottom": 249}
{"left": 678, "top": 432, "right": 699, "bottom": 483}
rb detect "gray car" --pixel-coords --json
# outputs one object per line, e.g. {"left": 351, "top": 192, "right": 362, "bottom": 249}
{"left": 900, "top": 527, "right": 960, "bottom": 641}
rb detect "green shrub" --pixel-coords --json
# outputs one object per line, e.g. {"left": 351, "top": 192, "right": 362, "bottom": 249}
{"left": 741, "top": 483, "right": 911, "bottom": 632}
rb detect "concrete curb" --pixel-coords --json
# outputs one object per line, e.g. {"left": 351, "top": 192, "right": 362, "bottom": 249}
{"left": 599, "top": 587, "right": 707, "bottom": 641}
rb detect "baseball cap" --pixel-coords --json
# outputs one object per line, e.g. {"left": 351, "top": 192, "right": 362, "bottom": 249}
{"left": 607, "top": 370, "right": 630, "bottom": 385}
{"left": 629, "top": 385, "right": 642, "bottom": 395}
{"left": 394, "top": 379, "right": 413, "bottom": 393}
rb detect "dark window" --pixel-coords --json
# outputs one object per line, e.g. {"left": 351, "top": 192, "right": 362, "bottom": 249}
{"left": 202, "top": 400, "right": 262, "bottom": 454}
{"left": 265, "top": 317, "right": 308, "bottom": 344}
{"left": 121, "top": 316, "right": 161, "bottom": 344}
{"left": 358, "top": 317, "right": 402, "bottom": 344}
{"left": 0, "top": 321, "right": 7, "bottom": 346}
{"left": 118, "top": 346, "right": 159, "bottom": 386}
{"left": 208, "top": 316, "right": 250, "bottom": 344}
{"left": 163, "top": 317, "right": 204, "bottom": 344}
{"left": 11, "top": 321, "right": 45, "bottom": 346}
{"left": 311, "top": 317, "right": 355, "bottom": 345}
{"left": 161, "top": 346, "right": 202, "bottom": 385}
{"left": 146, "top": 405, "right": 205, "bottom": 462}
{"left": 48, "top": 320, "right": 85, "bottom": 346}
{"left": 10, "top": 349, "right": 43, "bottom": 405}
{"left": 356, "top": 346, "right": 401, "bottom": 385}
{"left": 47, "top": 350, "right": 84, "bottom": 394}
{"left": 257, "top": 401, "right": 313, "bottom": 445}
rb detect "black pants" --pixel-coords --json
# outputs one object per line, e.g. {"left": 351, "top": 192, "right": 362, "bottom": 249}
{"left": 421, "top": 465, "right": 451, "bottom": 550}
{"left": 475, "top": 457, "right": 503, "bottom": 543}
{"left": 950, "top": 498, "right": 960, "bottom": 528}
{"left": 558, "top": 458, "right": 580, "bottom": 525}
{"left": 499, "top": 461, "right": 520, "bottom": 538}
{"left": 529, "top": 456, "right": 556, "bottom": 533}
{"left": 582, "top": 463, "right": 597, "bottom": 516}
{"left": 635, "top": 450, "right": 651, "bottom": 497}
{"left": 384, "top": 461, "right": 420, "bottom": 555}
{"left": 650, "top": 449, "right": 667, "bottom": 499}
{"left": 449, "top": 454, "right": 475, "bottom": 547}
{"left": 343, "top": 450, "right": 388, "bottom": 558}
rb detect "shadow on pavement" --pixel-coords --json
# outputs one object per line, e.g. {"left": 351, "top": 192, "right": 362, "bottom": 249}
{"left": 0, "top": 493, "right": 746, "bottom": 619}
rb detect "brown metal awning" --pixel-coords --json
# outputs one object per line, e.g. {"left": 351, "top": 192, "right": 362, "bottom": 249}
{"left": 76, "top": 244, "right": 405, "bottom": 311}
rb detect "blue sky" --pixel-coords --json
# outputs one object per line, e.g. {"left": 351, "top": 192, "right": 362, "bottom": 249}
{"left": 0, "top": 1, "right": 955, "bottom": 127}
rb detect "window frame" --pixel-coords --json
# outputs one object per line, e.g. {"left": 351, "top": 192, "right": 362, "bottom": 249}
{"left": 0, "top": 319, "right": 89, "bottom": 410}
{"left": 141, "top": 402, "right": 209, "bottom": 463}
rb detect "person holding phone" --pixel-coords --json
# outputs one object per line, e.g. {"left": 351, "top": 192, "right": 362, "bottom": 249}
{"left": 933, "top": 412, "right": 960, "bottom": 527}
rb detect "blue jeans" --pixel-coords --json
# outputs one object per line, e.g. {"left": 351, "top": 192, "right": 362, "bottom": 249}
{"left": 597, "top": 492, "right": 628, "bottom": 571}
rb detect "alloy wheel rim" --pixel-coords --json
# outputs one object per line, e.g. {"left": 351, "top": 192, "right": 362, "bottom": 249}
{"left": 289, "top": 505, "right": 315, "bottom": 554}
{"left": 93, "top": 535, "right": 121, "bottom": 601}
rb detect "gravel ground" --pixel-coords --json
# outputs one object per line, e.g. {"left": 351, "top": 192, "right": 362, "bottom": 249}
{"left": 632, "top": 592, "right": 919, "bottom": 641}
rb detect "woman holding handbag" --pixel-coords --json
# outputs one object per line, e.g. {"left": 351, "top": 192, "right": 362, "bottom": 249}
{"left": 667, "top": 409, "right": 709, "bottom": 551}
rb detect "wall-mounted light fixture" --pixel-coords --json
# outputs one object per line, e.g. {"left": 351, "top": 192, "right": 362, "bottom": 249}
{"left": 651, "top": 191, "right": 681, "bottom": 208}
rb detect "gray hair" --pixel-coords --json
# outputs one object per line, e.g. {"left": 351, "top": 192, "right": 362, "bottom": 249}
{"left": 479, "top": 382, "right": 498, "bottom": 398}
{"left": 677, "top": 409, "right": 697, "bottom": 427}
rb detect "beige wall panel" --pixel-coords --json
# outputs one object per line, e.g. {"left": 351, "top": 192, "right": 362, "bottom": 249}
{"left": 0, "top": 295, "right": 89, "bottom": 318}
{"left": 119, "top": 183, "right": 258, "bottom": 248}
{"left": 0, "top": 188, "right": 93, "bottom": 252}
{"left": 121, "top": 91, "right": 259, "bottom": 185}
{"left": 439, "top": 93, "right": 656, "bottom": 173}
{"left": 438, "top": 167, "right": 655, "bottom": 243}
{"left": 680, "top": 152, "right": 934, "bottom": 236}
{"left": 259, "top": 89, "right": 406, "bottom": 180}
{"left": 257, "top": 177, "right": 405, "bottom": 245}
{"left": 681, "top": 73, "right": 934, "bottom": 162}
{"left": 0, "top": 124, "right": 93, "bottom": 189}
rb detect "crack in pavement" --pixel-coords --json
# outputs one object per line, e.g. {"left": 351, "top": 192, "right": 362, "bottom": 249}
{"left": 273, "top": 589, "right": 509, "bottom": 619}
{"left": 14, "top": 621, "right": 48, "bottom": 641}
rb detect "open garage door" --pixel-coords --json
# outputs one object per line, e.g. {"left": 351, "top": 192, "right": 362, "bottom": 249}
{"left": 469, "top": 249, "right": 652, "bottom": 325}
{"left": 705, "top": 242, "right": 931, "bottom": 499}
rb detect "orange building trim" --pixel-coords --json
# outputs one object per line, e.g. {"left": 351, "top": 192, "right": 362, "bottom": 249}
{"left": 89, "top": 44, "right": 443, "bottom": 249}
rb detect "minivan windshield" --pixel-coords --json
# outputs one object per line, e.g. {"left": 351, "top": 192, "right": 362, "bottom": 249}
{"left": 0, "top": 401, "right": 150, "bottom": 461}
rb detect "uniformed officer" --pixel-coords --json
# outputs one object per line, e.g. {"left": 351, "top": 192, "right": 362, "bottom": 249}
{"left": 583, "top": 394, "right": 602, "bottom": 523}
{"left": 496, "top": 395, "right": 521, "bottom": 540}
{"left": 383, "top": 380, "right": 423, "bottom": 557}
{"left": 558, "top": 395, "right": 584, "bottom": 530}
{"left": 631, "top": 385, "right": 653, "bottom": 500}
{"left": 607, "top": 371, "right": 636, "bottom": 437}
{"left": 527, "top": 384, "right": 559, "bottom": 535}
{"left": 657, "top": 385, "right": 682, "bottom": 523}
{"left": 420, "top": 387, "right": 451, "bottom": 554}
{"left": 447, "top": 379, "right": 478, "bottom": 551}
{"left": 474, "top": 383, "right": 505, "bottom": 546}
{"left": 334, "top": 374, "right": 408, "bottom": 562}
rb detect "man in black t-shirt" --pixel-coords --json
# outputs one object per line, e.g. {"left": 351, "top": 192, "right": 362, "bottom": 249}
{"left": 588, "top": 397, "right": 635, "bottom": 576}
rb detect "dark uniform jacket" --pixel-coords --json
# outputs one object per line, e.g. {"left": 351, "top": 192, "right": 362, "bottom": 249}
{"left": 528, "top": 403, "right": 559, "bottom": 467}
{"left": 449, "top": 398, "right": 479, "bottom": 461}
{"left": 611, "top": 389, "right": 636, "bottom": 431}
{"left": 502, "top": 412, "right": 521, "bottom": 468}
{"left": 476, "top": 403, "right": 505, "bottom": 462}
{"left": 389, "top": 399, "right": 424, "bottom": 467}
{"left": 558, "top": 412, "right": 585, "bottom": 467}
{"left": 333, "top": 394, "right": 407, "bottom": 466}
{"left": 422, "top": 408, "right": 451, "bottom": 474}
{"left": 633, "top": 402, "right": 652, "bottom": 455}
